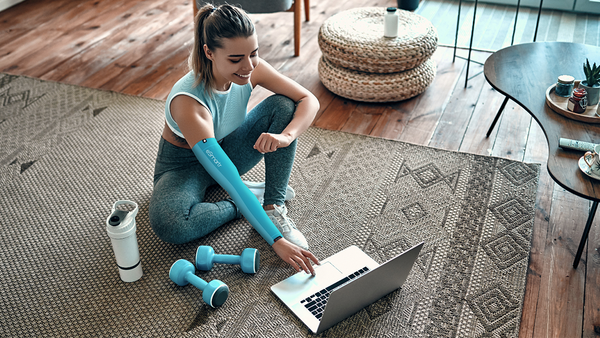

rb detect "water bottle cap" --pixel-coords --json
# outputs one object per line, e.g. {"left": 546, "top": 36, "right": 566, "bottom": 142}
{"left": 106, "top": 200, "right": 138, "bottom": 239}
{"left": 108, "top": 210, "right": 129, "bottom": 226}
{"left": 387, "top": 7, "right": 397, "bottom": 12}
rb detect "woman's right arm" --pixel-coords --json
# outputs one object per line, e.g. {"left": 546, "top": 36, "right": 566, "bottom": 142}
{"left": 171, "top": 95, "right": 319, "bottom": 275}
{"left": 170, "top": 95, "right": 215, "bottom": 146}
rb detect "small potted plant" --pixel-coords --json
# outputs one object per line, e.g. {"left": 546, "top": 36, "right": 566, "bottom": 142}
{"left": 580, "top": 58, "right": 600, "bottom": 106}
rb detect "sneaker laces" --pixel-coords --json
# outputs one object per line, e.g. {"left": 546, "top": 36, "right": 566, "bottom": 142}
{"left": 267, "top": 204, "right": 309, "bottom": 249}
{"left": 269, "top": 205, "right": 298, "bottom": 233}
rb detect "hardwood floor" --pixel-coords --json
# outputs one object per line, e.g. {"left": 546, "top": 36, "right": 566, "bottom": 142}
{"left": 417, "top": 0, "right": 600, "bottom": 51}
{"left": 1, "top": 0, "right": 599, "bottom": 336}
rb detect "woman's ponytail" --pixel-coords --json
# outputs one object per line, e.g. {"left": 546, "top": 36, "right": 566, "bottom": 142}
{"left": 189, "top": 4, "right": 255, "bottom": 93}
{"left": 190, "top": 5, "right": 217, "bottom": 90}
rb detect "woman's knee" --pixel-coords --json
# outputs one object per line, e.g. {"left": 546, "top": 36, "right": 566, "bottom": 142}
{"left": 149, "top": 206, "right": 184, "bottom": 244}
{"left": 149, "top": 195, "right": 198, "bottom": 245}
{"left": 149, "top": 197, "right": 232, "bottom": 245}
{"left": 264, "top": 94, "right": 296, "bottom": 121}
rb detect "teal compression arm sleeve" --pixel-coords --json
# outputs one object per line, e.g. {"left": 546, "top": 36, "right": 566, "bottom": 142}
{"left": 192, "top": 138, "right": 283, "bottom": 245}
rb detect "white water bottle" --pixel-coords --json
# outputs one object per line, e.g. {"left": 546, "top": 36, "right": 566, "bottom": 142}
{"left": 384, "top": 7, "right": 399, "bottom": 38}
{"left": 106, "top": 200, "right": 143, "bottom": 282}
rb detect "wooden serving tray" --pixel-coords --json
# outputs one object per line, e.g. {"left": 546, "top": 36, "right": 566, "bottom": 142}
{"left": 545, "top": 80, "right": 600, "bottom": 123}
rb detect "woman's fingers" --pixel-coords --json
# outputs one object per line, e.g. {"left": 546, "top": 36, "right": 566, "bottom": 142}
{"left": 289, "top": 251, "right": 317, "bottom": 276}
{"left": 288, "top": 258, "right": 302, "bottom": 272}
{"left": 295, "top": 256, "right": 312, "bottom": 275}
{"left": 272, "top": 238, "right": 319, "bottom": 275}
{"left": 303, "top": 250, "right": 320, "bottom": 266}
{"left": 254, "top": 133, "right": 281, "bottom": 153}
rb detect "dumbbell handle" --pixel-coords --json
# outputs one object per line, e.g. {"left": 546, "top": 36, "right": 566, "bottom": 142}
{"left": 184, "top": 271, "right": 209, "bottom": 290}
{"left": 213, "top": 254, "right": 242, "bottom": 265}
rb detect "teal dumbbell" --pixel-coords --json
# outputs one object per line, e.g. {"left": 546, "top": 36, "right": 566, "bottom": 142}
{"left": 196, "top": 246, "right": 260, "bottom": 274}
{"left": 169, "top": 259, "right": 229, "bottom": 307}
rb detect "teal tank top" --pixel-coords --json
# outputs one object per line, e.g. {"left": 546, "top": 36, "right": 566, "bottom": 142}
{"left": 165, "top": 72, "right": 253, "bottom": 141}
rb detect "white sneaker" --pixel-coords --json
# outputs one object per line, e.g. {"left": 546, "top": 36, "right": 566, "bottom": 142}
{"left": 243, "top": 181, "right": 295, "bottom": 204}
{"left": 265, "top": 204, "right": 309, "bottom": 250}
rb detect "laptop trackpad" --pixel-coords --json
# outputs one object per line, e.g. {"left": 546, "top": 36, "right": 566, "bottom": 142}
{"left": 313, "top": 261, "right": 343, "bottom": 281}
{"left": 272, "top": 262, "right": 344, "bottom": 303}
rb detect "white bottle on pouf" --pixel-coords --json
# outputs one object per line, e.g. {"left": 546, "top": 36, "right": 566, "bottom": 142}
{"left": 384, "top": 7, "right": 399, "bottom": 38}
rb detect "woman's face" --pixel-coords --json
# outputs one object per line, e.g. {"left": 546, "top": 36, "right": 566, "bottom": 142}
{"left": 204, "top": 33, "right": 260, "bottom": 91}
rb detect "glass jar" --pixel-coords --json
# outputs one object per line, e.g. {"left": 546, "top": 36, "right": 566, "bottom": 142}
{"left": 568, "top": 87, "right": 588, "bottom": 113}
{"left": 555, "top": 75, "right": 575, "bottom": 97}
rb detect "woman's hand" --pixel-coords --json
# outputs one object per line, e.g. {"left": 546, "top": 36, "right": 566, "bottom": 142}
{"left": 272, "top": 238, "right": 320, "bottom": 275}
{"left": 254, "top": 132, "right": 293, "bottom": 154}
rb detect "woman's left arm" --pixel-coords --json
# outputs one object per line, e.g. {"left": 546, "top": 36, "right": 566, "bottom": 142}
{"left": 251, "top": 58, "right": 320, "bottom": 153}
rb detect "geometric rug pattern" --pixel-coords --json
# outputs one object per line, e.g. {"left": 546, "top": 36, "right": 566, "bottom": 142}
{"left": 0, "top": 74, "right": 539, "bottom": 337}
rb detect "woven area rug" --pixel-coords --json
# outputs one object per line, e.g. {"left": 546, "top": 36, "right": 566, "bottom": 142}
{"left": 0, "top": 73, "right": 540, "bottom": 337}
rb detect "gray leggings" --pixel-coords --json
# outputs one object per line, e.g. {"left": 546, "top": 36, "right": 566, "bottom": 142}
{"left": 149, "top": 94, "right": 297, "bottom": 244}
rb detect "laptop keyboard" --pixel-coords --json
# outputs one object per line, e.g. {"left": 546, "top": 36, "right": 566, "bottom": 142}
{"left": 300, "top": 267, "right": 370, "bottom": 320}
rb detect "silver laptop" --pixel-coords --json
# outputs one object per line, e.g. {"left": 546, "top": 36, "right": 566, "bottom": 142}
{"left": 271, "top": 242, "right": 424, "bottom": 334}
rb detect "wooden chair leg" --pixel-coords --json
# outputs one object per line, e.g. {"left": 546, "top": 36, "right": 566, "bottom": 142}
{"left": 294, "top": 0, "right": 301, "bottom": 56}
{"left": 304, "top": 0, "right": 310, "bottom": 21}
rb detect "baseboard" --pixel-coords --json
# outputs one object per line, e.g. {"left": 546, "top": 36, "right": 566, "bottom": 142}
{"left": 0, "top": 0, "right": 24, "bottom": 12}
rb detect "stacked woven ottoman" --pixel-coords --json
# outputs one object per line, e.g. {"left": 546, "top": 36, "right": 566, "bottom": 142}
{"left": 318, "top": 7, "right": 438, "bottom": 103}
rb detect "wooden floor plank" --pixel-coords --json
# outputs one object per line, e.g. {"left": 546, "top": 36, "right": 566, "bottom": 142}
{"left": 96, "top": 24, "right": 193, "bottom": 94}
{"left": 134, "top": 47, "right": 192, "bottom": 99}
{"left": 490, "top": 100, "right": 532, "bottom": 161}
{"left": 583, "top": 217, "right": 600, "bottom": 337}
{"left": 0, "top": 28, "right": 28, "bottom": 50}
{"left": 40, "top": 0, "right": 177, "bottom": 84}
{"left": 0, "top": 29, "right": 66, "bottom": 72}
{"left": 518, "top": 168, "right": 554, "bottom": 338}
{"left": 339, "top": 104, "right": 386, "bottom": 136}
{"left": 532, "top": 186, "right": 587, "bottom": 338}
{"left": 0, "top": 0, "right": 136, "bottom": 73}
{"left": 458, "top": 82, "right": 506, "bottom": 156}
{"left": 395, "top": 47, "right": 462, "bottom": 145}
{"left": 82, "top": 17, "right": 192, "bottom": 90}
{"left": 18, "top": 3, "right": 135, "bottom": 78}
{"left": 312, "top": 96, "right": 358, "bottom": 131}
{"left": 520, "top": 121, "right": 553, "bottom": 338}
{"left": 369, "top": 100, "right": 415, "bottom": 140}
{"left": 120, "top": 44, "right": 190, "bottom": 98}
{"left": 0, "top": 0, "right": 78, "bottom": 31}
{"left": 428, "top": 51, "right": 486, "bottom": 151}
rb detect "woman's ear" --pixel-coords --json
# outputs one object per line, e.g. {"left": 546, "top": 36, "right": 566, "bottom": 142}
{"left": 203, "top": 44, "right": 214, "bottom": 61}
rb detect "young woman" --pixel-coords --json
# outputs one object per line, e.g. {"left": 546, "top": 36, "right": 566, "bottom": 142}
{"left": 149, "top": 4, "right": 320, "bottom": 275}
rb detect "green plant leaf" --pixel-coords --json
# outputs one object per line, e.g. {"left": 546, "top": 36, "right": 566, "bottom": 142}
{"left": 583, "top": 59, "right": 600, "bottom": 86}
{"left": 592, "top": 62, "right": 600, "bottom": 86}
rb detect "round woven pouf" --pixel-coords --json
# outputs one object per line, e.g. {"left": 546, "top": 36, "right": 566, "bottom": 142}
{"left": 318, "top": 56, "right": 436, "bottom": 103}
{"left": 318, "top": 7, "right": 438, "bottom": 73}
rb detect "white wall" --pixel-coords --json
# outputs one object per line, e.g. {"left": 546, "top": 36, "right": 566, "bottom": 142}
{"left": 0, "top": 0, "right": 25, "bottom": 12}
